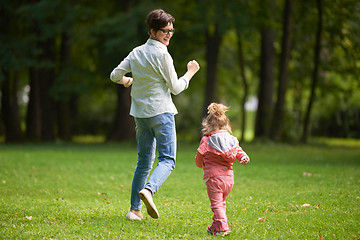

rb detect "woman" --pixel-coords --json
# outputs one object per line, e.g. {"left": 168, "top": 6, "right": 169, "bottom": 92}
{"left": 110, "top": 9, "right": 200, "bottom": 220}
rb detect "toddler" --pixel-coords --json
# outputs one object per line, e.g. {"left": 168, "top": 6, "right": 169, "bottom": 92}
{"left": 195, "top": 103, "right": 250, "bottom": 236}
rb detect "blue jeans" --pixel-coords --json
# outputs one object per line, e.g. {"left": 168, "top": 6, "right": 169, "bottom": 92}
{"left": 130, "top": 113, "right": 176, "bottom": 210}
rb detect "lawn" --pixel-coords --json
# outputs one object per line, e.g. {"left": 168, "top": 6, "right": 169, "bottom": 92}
{"left": 0, "top": 140, "right": 359, "bottom": 239}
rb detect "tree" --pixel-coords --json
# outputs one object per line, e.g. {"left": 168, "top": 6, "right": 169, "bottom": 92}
{"left": 0, "top": 0, "right": 25, "bottom": 143}
{"left": 230, "top": 0, "right": 253, "bottom": 143}
{"left": 20, "top": 0, "right": 96, "bottom": 141}
{"left": 56, "top": 29, "right": 73, "bottom": 141}
{"left": 301, "top": 0, "right": 323, "bottom": 143}
{"left": 197, "top": 0, "right": 230, "bottom": 117}
{"left": 1, "top": 0, "right": 359, "bottom": 143}
{"left": 93, "top": 0, "right": 148, "bottom": 141}
{"left": 19, "top": 0, "right": 58, "bottom": 141}
{"left": 107, "top": 86, "right": 134, "bottom": 141}
{"left": 1, "top": 71, "right": 24, "bottom": 142}
{"left": 236, "top": 32, "right": 249, "bottom": 143}
{"left": 255, "top": 0, "right": 276, "bottom": 139}
{"left": 203, "top": 24, "right": 223, "bottom": 116}
{"left": 270, "top": 0, "right": 293, "bottom": 141}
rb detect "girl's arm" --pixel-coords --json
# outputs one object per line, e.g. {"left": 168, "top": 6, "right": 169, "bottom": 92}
{"left": 195, "top": 136, "right": 208, "bottom": 168}
{"left": 236, "top": 148, "right": 250, "bottom": 165}
{"left": 239, "top": 155, "right": 250, "bottom": 165}
{"left": 195, "top": 152, "right": 204, "bottom": 168}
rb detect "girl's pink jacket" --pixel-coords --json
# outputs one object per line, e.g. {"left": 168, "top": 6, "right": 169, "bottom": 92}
{"left": 195, "top": 130, "right": 249, "bottom": 180}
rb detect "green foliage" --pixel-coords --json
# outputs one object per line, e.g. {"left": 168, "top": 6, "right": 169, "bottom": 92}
{"left": 1, "top": 0, "right": 359, "bottom": 141}
{"left": 0, "top": 141, "right": 359, "bottom": 239}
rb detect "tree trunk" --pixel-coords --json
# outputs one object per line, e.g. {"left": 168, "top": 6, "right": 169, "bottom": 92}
{"left": 270, "top": 0, "right": 293, "bottom": 141}
{"left": 26, "top": 68, "right": 42, "bottom": 141}
{"left": 202, "top": 24, "right": 222, "bottom": 117}
{"left": 57, "top": 30, "right": 72, "bottom": 141}
{"left": 106, "top": 11, "right": 139, "bottom": 142}
{"left": 39, "top": 37, "right": 56, "bottom": 141}
{"left": 107, "top": 86, "right": 135, "bottom": 141}
{"left": 57, "top": 102, "right": 71, "bottom": 141}
{"left": 1, "top": 69, "right": 24, "bottom": 143}
{"left": 255, "top": 28, "right": 275, "bottom": 139}
{"left": 301, "top": 0, "right": 323, "bottom": 143}
{"left": 236, "top": 31, "right": 248, "bottom": 143}
{"left": 69, "top": 95, "right": 79, "bottom": 135}
{"left": 26, "top": 18, "right": 56, "bottom": 142}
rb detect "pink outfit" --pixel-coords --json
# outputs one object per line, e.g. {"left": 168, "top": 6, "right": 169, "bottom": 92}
{"left": 195, "top": 130, "right": 249, "bottom": 232}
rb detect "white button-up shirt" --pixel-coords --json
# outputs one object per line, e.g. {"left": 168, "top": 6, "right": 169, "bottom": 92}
{"left": 110, "top": 39, "right": 189, "bottom": 118}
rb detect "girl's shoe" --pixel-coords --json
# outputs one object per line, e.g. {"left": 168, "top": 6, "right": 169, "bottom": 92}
{"left": 207, "top": 226, "right": 231, "bottom": 236}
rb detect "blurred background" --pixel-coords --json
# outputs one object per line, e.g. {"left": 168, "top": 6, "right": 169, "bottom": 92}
{"left": 1, "top": 0, "right": 359, "bottom": 144}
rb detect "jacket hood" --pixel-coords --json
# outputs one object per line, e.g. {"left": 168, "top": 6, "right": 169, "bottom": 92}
{"left": 208, "top": 131, "right": 238, "bottom": 153}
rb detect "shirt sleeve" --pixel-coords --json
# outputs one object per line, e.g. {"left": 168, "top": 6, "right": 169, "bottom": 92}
{"left": 236, "top": 147, "right": 249, "bottom": 162}
{"left": 110, "top": 54, "right": 131, "bottom": 83}
{"left": 159, "top": 53, "right": 189, "bottom": 95}
{"left": 195, "top": 137, "right": 208, "bottom": 168}
{"left": 195, "top": 152, "right": 204, "bottom": 168}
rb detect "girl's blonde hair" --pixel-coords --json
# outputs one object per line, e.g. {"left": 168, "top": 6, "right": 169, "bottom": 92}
{"left": 201, "top": 103, "right": 232, "bottom": 135}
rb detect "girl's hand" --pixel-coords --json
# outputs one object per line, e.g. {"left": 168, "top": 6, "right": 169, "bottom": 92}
{"left": 240, "top": 156, "right": 250, "bottom": 165}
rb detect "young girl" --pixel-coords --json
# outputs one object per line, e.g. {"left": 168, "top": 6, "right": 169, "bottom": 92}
{"left": 195, "top": 103, "right": 250, "bottom": 236}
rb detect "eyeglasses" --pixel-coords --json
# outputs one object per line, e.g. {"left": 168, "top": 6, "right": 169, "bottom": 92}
{"left": 158, "top": 28, "right": 175, "bottom": 34}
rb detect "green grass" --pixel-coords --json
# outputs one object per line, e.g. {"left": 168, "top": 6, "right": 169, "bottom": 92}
{"left": 0, "top": 140, "right": 359, "bottom": 239}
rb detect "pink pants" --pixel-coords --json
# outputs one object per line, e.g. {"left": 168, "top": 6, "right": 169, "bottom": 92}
{"left": 206, "top": 175, "right": 234, "bottom": 232}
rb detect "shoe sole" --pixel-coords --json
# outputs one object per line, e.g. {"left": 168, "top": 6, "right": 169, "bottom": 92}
{"left": 139, "top": 190, "right": 159, "bottom": 219}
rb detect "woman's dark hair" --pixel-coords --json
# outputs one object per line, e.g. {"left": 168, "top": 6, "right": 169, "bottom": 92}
{"left": 146, "top": 9, "right": 175, "bottom": 31}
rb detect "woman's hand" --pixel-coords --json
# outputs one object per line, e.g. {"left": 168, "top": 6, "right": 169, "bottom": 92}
{"left": 118, "top": 76, "right": 133, "bottom": 88}
{"left": 184, "top": 60, "right": 200, "bottom": 80}
{"left": 187, "top": 60, "right": 200, "bottom": 74}
{"left": 123, "top": 77, "right": 133, "bottom": 88}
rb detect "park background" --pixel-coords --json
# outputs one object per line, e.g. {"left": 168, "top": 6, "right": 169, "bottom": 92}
{"left": 1, "top": 0, "right": 359, "bottom": 144}
{"left": 1, "top": 0, "right": 360, "bottom": 239}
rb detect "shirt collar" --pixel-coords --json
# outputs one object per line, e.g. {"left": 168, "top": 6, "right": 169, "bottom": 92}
{"left": 146, "top": 38, "right": 168, "bottom": 51}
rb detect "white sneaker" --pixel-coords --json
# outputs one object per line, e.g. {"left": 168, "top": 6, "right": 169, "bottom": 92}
{"left": 139, "top": 189, "right": 159, "bottom": 219}
{"left": 126, "top": 211, "right": 142, "bottom": 221}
